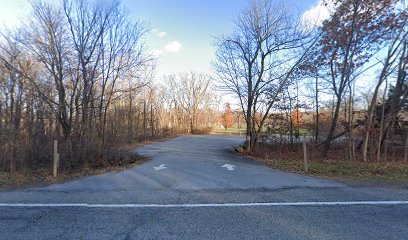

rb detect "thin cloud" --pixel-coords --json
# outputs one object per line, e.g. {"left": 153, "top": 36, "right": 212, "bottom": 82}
{"left": 302, "top": 0, "right": 333, "bottom": 28}
{"left": 158, "top": 31, "right": 167, "bottom": 38}
{"left": 164, "top": 41, "right": 182, "bottom": 53}
{"left": 152, "top": 49, "right": 163, "bottom": 56}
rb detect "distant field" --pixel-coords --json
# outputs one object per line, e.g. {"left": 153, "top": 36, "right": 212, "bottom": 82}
{"left": 213, "top": 128, "right": 246, "bottom": 135}
{"left": 212, "top": 128, "right": 312, "bottom": 137}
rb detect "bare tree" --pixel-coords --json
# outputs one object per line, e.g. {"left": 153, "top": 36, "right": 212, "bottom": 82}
{"left": 362, "top": 18, "right": 408, "bottom": 162}
{"left": 63, "top": 0, "right": 109, "bottom": 136}
{"left": 179, "top": 72, "right": 211, "bottom": 133}
{"left": 314, "top": 0, "right": 402, "bottom": 156}
{"left": 0, "top": 0, "right": 154, "bottom": 172}
{"left": 96, "top": 4, "right": 150, "bottom": 148}
{"left": 161, "top": 73, "right": 217, "bottom": 134}
{"left": 18, "top": 1, "right": 75, "bottom": 140}
{"left": 213, "top": 0, "right": 313, "bottom": 152}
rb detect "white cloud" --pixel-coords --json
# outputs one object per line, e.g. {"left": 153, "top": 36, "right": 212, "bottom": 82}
{"left": 158, "top": 31, "right": 167, "bottom": 38}
{"left": 164, "top": 41, "right": 182, "bottom": 53}
{"left": 396, "top": 0, "right": 407, "bottom": 10}
{"left": 302, "top": 0, "right": 405, "bottom": 26}
{"left": 302, "top": 0, "right": 333, "bottom": 28}
{"left": 152, "top": 49, "right": 163, "bottom": 56}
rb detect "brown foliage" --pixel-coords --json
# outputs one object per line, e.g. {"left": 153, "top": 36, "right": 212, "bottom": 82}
{"left": 221, "top": 103, "right": 234, "bottom": 129}
{"left": 253, "top": 139, "right": 407, "bottom": 164}
{"left": 292, "top": 108, "right": 302, "bottom": 128}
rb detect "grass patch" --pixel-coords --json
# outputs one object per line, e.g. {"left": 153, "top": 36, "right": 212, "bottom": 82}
{"left": 213, "top": 128, "right": 246, "bottom": 134}
{"left": 260, "top": 159, "right": 408, "bottom": 183}
{"left": 245, "top": 142, "right": 408, "bottom": 186}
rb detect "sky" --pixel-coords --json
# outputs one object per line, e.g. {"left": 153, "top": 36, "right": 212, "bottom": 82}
{"left": 0, "top": 0, "right": 321, "bottom": 78}
{"left": 125, "top": 0, "right": 319, "bottom": 76}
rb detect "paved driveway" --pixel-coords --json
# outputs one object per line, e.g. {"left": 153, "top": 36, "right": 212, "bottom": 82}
{"left": 0, "top": 135, "right": 407, "bottom": 239}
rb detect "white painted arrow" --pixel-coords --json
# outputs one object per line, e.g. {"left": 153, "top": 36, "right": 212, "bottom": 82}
{"left": 153, "top": 164, "right": 167, "bottom": 171}
{"left": 222, "top": 164, "right": 236, "bottom": 171}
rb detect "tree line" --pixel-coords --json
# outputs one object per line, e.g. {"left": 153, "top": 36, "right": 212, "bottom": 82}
{"left": 214, "top": 0, "right": 408, "bottom": 162}
{"left": 1, "top": 0, "right": 407, "bottom": 174}
{"left": 0, "top": 0, "right": 218, "bottom": 173}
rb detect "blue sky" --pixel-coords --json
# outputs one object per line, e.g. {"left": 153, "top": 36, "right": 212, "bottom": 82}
{"left": 0, "top": 0, "right": 320, "bottom": 77}
{"left": 124, "top": 0, "right": 318, "bottom": 76}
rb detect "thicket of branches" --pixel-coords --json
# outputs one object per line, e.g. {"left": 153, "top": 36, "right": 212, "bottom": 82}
{"left": 161, "top": 72, "right": 218, "bottom": 134}
{"left": 214, "top": 0, "right": 408, "bottom": 162}
{"left": 1, "top": 0, "right": 407, "bottom": 175}
{"left": 213, "top": 0, "right": 313, "bottom": 152}
{"left": 0, "top": 0, "right": 218, "bottom": 173}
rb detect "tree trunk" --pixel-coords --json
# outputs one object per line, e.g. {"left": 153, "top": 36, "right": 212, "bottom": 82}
{"left": 314, "top": 76, "right": 319, "bottom": 143}
{"left": 324, "top": 94, "right": 342, "bottom": 156}
{"left": 376, "top": 79, "right": 388, "bottom": 162}
{"left": 151, "top": 103, "right": 154, "bottom": 138}
{"left": 143, "top": 100, "right": 147, "bottom": 141}
{"left": 347, "top": 84, "right": 355, "bottom": 161}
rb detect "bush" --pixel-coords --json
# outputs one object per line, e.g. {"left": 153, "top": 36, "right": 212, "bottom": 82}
{"left": 104, "top": 148, "right": 146, "bottom": 167}
{"left": 192, "top": 127, "right": 213, "bottom": 135}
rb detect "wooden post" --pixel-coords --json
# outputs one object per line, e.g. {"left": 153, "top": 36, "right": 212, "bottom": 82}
{"left": 405, "top": 135, "right": 408, "bottom": 162}
{"left": 53, "top": 140, "right": 59, "bottom": 177}
{"left": 303, "top": 138, "right": 309, "bottom": 173}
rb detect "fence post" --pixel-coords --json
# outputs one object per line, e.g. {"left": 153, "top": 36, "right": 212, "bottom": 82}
{"left": 405, "top": 135, "right": 408, "bottom": 162}
{"left": 303, "top": 138, "right": 309, "bottom": 173}
{"left": 53, "top": 140, "right": 59, "bottom": 177}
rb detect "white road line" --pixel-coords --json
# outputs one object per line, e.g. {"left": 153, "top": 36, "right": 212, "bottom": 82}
{"left": 0, "top": 201, "right": 407, "bottom": 208}
{"left": 153, "top": 164, "right": 167, "bottom": 171}
{"left": 222, "top": 164, "right": 236, "bottom": 171}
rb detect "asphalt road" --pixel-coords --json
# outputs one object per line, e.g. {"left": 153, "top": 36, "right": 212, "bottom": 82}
{"left": 0, "top": 135, "right": 407, "bottom": 239}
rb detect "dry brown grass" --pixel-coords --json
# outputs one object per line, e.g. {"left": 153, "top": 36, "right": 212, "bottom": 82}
{"left": 0, "top": 133, "right": 185, "bottom": 190}
{"left": 246, "top": 142, "right": 408, "bottom": 186}
{"left": 0, "top": 152, "right": 148, "bottom": 190}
